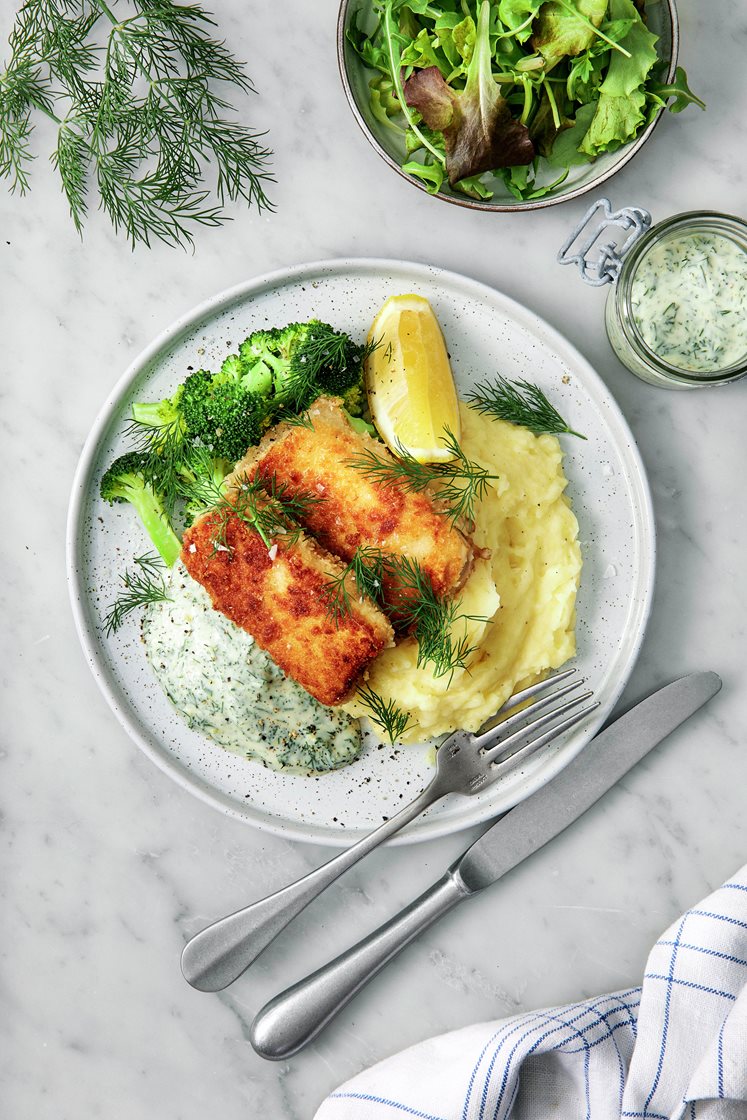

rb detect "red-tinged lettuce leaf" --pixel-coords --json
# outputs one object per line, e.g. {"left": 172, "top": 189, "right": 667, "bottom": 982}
{"left": 578, "top": 0, "right": 659, "bottom": 156}
{"left": 532, "top": 0, "right": 609, "bottom": 70}
{"left": 403, "top": 1, "right": 534, "bottom": 184}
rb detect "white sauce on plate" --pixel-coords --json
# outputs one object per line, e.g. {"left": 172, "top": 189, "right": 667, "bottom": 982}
{"left": 630, "top": 232, "right": 747, "bottom": 373}
{"left": 142, "top": 564, "right": 361, "bottom": 773}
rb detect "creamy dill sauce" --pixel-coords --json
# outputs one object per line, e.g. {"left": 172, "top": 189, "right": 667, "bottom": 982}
{"left": 630, "top": 232, "right": 747, "bottom": 373}
{"left": 142, "top": 564, "right": 361, "bottom": 773}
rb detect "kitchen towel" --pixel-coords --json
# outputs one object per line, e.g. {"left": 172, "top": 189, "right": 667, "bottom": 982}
{"left": 315, "top": 865, "right": 747, "bottom": 1120}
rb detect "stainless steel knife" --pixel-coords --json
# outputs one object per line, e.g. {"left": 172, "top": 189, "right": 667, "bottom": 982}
{"left": 249, "top": 671, "right": 721, "bottom": 1060}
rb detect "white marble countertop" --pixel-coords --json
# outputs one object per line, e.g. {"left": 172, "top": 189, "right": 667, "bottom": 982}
{"left": 2, "top": 1, "right": 746, "bottom": 1116}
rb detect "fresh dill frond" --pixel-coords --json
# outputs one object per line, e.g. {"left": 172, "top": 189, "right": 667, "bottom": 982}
{"left": 182, "top": 467, "right": 323, "bottom": 554}
{"left": 465, "top": 377, "right": 586, "bottom": 439}
{"left": 386, "top": 555, "right": 483, "bottom": 680}
{"left": 103, "top": 553, "right": 171, "bottom": 636}
{"left": 322, "top": 546, "right": 388, "bottom": 625}
{"left": 125, "top": 416, "right": 187, "bottom": 514}
{"left": 347, "top": 432, "right": 498, "bottom": 525}
{"left": 431, "top": 427, "right": 497, "bottom": 524}
{"left": 1, "top": 0, "right": 273, "bottom": 248}
{"left": 324, "top": 546, "right": 483, "bottom": 679}
{"left": 357, "top": 686, "right": 413, "bottom": 744}
{"left": 280, "top": 409, "right": 316, "bottom": 431}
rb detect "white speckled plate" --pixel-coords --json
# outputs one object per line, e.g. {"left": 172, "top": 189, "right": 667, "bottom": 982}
{"left": 67, "top": 259, "right": 655, "bottom": 846}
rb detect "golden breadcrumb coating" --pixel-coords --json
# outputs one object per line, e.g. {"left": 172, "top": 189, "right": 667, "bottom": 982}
{"left": 181, "top": 512, "right": 393, "bottom": 707}
{"left": 227, "top": 397, "right": 474, "bottom": 603}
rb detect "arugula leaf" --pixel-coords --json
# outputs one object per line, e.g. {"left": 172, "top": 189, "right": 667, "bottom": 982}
{"left": 648, "top": 65, "right": 706, "bottom": 114}
{"left": 578, "top": 0, "right": 659, "bottom": 157}
{"left": 532, "top": 0, "right": 610, "bottom": 70}
{"left": 403, "top": 0, "right": 534, "bottom": 184}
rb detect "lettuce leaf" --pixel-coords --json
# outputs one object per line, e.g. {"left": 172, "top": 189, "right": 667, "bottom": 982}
{"left": 403, "top": 0, "right": 534, "bottom": 184}
{"left": 532, "top": 0, "right": 609, "bottom": 70}
{"left": 579, "top": 0, "right": 659, "bottom": 156}
{"left": 497, "top": 1, "right": 539, "bottom": 43}
{"left": 546, "top": 100, "right": 598, "bottom": 165}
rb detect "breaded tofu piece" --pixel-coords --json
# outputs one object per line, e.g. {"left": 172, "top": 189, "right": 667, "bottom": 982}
{"left": 227, "top": 397, "right": 474, "bottom": 601}
{"left": 181, "top": 512, "right": 393, "bottom": 707}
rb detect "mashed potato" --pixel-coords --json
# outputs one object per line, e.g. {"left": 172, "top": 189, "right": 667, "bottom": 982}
{"left": 343, "top": 402, "right": 582, "bottom": 742}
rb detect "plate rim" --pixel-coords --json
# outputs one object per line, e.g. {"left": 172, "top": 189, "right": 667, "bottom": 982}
{"left": 66, "top": 256, "right": 656, "bottom": 846}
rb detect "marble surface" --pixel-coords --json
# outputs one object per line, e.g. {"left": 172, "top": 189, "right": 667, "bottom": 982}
{"left": 1, "top": 1, "right": 746, "bottom": 1116}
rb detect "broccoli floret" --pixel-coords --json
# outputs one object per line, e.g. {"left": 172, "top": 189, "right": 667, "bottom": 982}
{"left": 237, "top": 319, "right": 366, "bottom": 413}
{"left": 179, "top": 368, "right": 265, "bottom": 461}
{"left": 128, "top": 320, "right": 367, "bottom": 481}
{"left": 178, "top": 449, "right": 233, "bottom": 523}
{"left": 100, "top": 452, "right": 182, "bottom": 567}
{"left": 340, "top": 382, "right": 365, "bottom": 418}
{"left": 131, "top": 386, "right": 184, "bottom": 431}
{"left": 222, "top": 350, "right": 272, "bottom": 396}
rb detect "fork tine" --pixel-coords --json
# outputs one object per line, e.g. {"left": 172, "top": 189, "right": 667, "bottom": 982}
{"left": 495, "top": 667, "right": 578, "bottom": 717}
{"left": 482, "top": 691, "right": 596, "bottom": 764}
{"left": 483, "top": 701, "right": 600, "bottom": 773}
{"left": 473, "top": 674, "right": 587, "bottom": 750}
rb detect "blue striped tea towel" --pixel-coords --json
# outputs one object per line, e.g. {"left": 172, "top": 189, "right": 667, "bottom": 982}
{"left": 315, "top": 866, "right": 747, "bottom": 1120}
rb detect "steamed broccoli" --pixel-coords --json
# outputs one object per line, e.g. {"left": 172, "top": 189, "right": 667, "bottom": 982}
{"left": 238, "top": 319, "right": 368, "bottom": 415}
{"left": 128, "top": 318, "right": 369, "bottom": 493}
{"left": 178, "top": 368, "right": 266, "bottom": 461}
{"left": 100, "top": 452, "right": 182, "bottom": 567}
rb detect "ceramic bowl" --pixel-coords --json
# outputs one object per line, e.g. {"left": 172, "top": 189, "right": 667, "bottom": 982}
{"left": 337, "top": 0, "right": 678, "bottom": 211}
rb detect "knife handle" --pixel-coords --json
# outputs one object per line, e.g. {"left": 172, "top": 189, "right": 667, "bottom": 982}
{"left": 250, "top": 869, "right": 473, "bottom": 1060}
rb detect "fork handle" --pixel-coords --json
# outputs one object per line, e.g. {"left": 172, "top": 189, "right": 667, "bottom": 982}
{"left": 250, "top": 868, "right": 474, "bottom": 1060}
{"left": 181, "top": 782, "right": 441, "bottom": 992}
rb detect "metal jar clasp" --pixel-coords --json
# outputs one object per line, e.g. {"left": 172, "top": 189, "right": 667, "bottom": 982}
{"left": 557, "top": 197, "right": 652, "bottom": 286}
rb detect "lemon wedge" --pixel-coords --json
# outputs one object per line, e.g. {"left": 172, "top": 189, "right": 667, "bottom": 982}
{"left": 365, "top": 294, "right": 461, "bottom": 462}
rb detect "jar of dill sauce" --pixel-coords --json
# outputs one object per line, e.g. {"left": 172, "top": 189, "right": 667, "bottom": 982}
{"left": 559, "top": 201, "right": 747, "bottom": 389}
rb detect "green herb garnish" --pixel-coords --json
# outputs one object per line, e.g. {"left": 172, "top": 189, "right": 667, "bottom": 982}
{"left": 388, "top": 554, "right": 483, "bottom": 680}
{"left": 103, "top": 553, "right": 171, "bottom": 636}
{"left": 324, "top": 547, "right": 483, "bottom": 681}
{"left": 323, "top": 546, "right": 389, "bottom": 626}
{"left": 1, "top": 0, "right": 273, "bottom": 247}
{"left": 356, "top": 686, "right": 413, "bottom": 744}
{"left": 347, "top": 428, "right": 498, "bottom": 525}
{"left": 179, "top": 457, "right": 323, "bottom": 555}
{"left": 465, "top": 376, "right": 585, "bottom": 439}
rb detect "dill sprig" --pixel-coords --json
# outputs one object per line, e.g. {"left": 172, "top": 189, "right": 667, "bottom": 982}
{"left": 347, "top": 428, "right": 498, "bottom": 526}
{"left": 1, "top": 0, "right": 273, "bottom": 248}
{"left": 465, "top": 377, "right": 586, "bottom": 439}
{"left": 322, "top": 546, "right": 389, "bottom": 625}
{"left": 103, "top": 553, "right": 171, "bottom": 636}
{"left": 178, "top": 458, "right": 323, "bottom": 554}
{"left": 356, "top": 686, "right": 413, "bottom": 744}
{"left": 125, "top": 415, "right": 187, "bottom": 514}
{"left": 324, "top": 547, "right": 483, "bottom": 679}
{"left": 387, "top": 554, "right": 483, "bottom": 680}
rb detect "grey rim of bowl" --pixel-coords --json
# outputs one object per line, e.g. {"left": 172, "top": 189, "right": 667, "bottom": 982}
{"left": 336, "top": 0, "right": 680, "bottom": 212}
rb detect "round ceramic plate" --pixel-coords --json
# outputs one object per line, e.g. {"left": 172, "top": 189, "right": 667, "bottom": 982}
{"left": 67, "top": 259, "right": 655, "bottom": 846}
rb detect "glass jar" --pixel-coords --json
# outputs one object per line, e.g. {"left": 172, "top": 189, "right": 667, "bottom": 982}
{"left": 559, "top": 202, "right": 747, "bottom": 389}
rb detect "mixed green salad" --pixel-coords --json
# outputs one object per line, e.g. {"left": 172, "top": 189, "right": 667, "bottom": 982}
{"left": 348, "top": 0, "right": 704, "bottom": 201}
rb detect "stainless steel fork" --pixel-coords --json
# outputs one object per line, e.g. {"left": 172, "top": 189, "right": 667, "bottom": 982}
{"left": 181, "top": 668, "right": 596, "bottom": 992}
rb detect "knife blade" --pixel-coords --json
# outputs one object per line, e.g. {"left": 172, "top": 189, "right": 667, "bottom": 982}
{"left": 249, "top": 671, "right": 721, "bottom": 1060}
